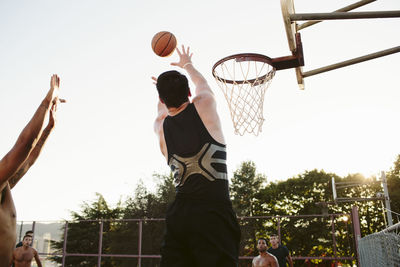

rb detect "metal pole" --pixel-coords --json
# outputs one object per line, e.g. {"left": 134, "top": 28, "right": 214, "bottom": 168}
{"left": 332, "top": 177, "right": 337, "bottom": 203}
{"left": 381, "top": 171, "right": 393, "bottom": 226}
{"left": 98, "top": 220, "right": 104, "bottom": 267}
{"left": 351, "top": 207, "right": 361, "bottom": 267}
{"left": 18, "top": 221, "right": 23, "bottom": 242}
{"left": 379, "top": 221, "right": 400, "bottom": 233}
{"left": 138, "top": 220, "right": 143, "bottom": 267}
{"left": 62, "top": 221, "right": 69, "bottom": 267}
{"left": 276, "top": 216, "right": 281, "bottom": 244}
{"left": 331, "top": 215, "right": 338, "bottom": 267}
{"left": 291, "top": 10, "right": 400, "bottom": 21}
{"left": 303, "top": 46, "right": 400, "bottom": 77}
{"left": 298, "top": 0, "right": 376, "bottom": 30}
{"left": 32, "top": 221, "right": 36, "bottom": 246}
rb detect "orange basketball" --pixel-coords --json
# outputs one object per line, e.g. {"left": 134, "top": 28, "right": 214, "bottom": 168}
{"left": 151, "top": 31, "right": 177, "bottom": 57}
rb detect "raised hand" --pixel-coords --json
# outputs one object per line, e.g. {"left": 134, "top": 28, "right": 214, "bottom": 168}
{"left": 45, "top": 74, "right": 60, "bottom": 103}
{"left": 151, "top": 76, "right": 157, "bottom": 85}
{"left": 171, "top": 45, "right": 193, "bottom": 69}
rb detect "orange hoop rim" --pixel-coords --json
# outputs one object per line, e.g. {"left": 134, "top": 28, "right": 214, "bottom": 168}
{"left": 212, "top": 53, "right": 275, "bottom": 85}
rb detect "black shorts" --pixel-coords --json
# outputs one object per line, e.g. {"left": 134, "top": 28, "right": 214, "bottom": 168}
{"left": 160, "top": 198, "right": 241, "bottom": 267}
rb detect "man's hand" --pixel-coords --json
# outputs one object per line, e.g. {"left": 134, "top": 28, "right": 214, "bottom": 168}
{"left": 47, "top": 100, "right": 58, "bottom": 129}
{"left": 45, "top": 74, "right": 60, "bottom": 103}
{"left": 171, "top": 45, "right": 193, "bottom": 69}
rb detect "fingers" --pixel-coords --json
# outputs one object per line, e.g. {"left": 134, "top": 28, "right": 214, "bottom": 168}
{"left": 50, "top": 74, "right": 60, "bottom": 88}
{"left": 175, "top": 47, "right": 182, "bottom": 56}
{"left": 151, "top": 76, "right": 157, "bottom": 85}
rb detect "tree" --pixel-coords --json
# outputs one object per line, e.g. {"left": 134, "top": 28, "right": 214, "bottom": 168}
{"left": 230, "top": 161, "right": 268, "bottom": 259}
{"left": 108, "top": 173, "right": 175, "bottom": 267}
{"left": 386, "top": 154, "right": 400, "bottom": 224}
{"left": 230, "top": 161, "right": 267, "bottom": 217}
{"left": 50, "top": 193, "right": 122, "bottom": 267}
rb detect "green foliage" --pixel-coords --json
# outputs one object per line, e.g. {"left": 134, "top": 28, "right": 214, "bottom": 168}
{"left": 230, "top": 161, "right": 268, "bottom": 257}
{"left": 109, "top": 173, "right": 174, "bottom": 267}
{"left": 50, "top": 174, "right": 175, "bottom": 267}
{"left": 230, "top": 161, "right": 267, "bottom": 217}
{"left": 50, "top": 193, "right": 123, "bottom": 266}
{"left": 387, "top": 155, "right": 400, "bottom": 224}
{"left": 49, "top": 156, "right": 400, "bottom": 267}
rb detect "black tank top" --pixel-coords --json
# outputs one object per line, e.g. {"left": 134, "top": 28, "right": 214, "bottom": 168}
{"left": 163, "top": 103, "right": 230, "bottom": 203}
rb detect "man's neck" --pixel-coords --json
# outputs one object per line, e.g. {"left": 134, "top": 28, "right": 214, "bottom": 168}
{"left": 168, "top": 101, "right": 189, "bottom": 116}
{"left": 259, "top": 251, "right": 268, "bottom": 256}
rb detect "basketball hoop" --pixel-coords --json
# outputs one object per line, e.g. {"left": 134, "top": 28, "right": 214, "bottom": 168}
{"left": 212, "top": 33, "right": 304, "bottom": 136}
{"left": 212, "top": 53, "right": 276, "bottom": 136}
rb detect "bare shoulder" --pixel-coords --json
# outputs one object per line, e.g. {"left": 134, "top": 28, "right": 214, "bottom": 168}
{"left": 31, "top": 247, "right": 39, "bottom": 256}
{"left": 192, "top": 93, "right": 225, "bottom": 144}
{"left": 0, "top": 155, "right": 11, "bottom": 192}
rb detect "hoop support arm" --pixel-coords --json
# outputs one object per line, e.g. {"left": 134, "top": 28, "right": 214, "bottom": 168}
{"left": 297, "top": 0, "right": 376, "bottom": 31}
{"left": 271, "top": 32, "right": 304, "bottom": 70}
{"left": 303, "top": 46, "right": 400, "bottom": 77}
{"left": 291, "top": 10, "right": 400, "bottom": 21}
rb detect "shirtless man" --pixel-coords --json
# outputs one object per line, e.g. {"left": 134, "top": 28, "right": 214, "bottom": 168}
{"left": 253, "top": 238, "right": 279, "bottom": 267}
{"left": 153, "top": 45, "right": 240, "bottom": 266}
{"left": 0, "top": 74, "right": 61, "bottom": 267}
{"left": 10, "top": 235, "right": 42, "bottom": 267}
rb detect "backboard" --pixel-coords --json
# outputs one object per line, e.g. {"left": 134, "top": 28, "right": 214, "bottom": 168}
{"left": 280, "top": 0, "right": 400, "bottom": 90}
{"left": 280, "top": 0, "right": 304, "bottom": 89}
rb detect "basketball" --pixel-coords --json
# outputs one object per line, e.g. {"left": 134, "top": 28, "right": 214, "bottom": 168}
{"left": 151, "top": 31, "right": 177, "bottom": 57}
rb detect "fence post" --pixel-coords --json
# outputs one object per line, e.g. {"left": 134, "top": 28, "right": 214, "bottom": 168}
{"left": 62, "top": 221, "right": 69, "bottom": 267}
{"left": 18, "top": 221, "right": 24, "bottom": 242}
{"left": 98, "top": 220, "right": 104, "bottom": 267}
{"left": 138, "top": 220, "right": 143, "bottom": 267}
{"left": 32, "top": 221, "right": 36, "bottom": 243}
{"left": 351, "top": 206, "right": 361, "bottom": 266}
{"left": 277, "top": 216, "right": 281, "bottom": 243}
{"left": 331, "top": 215, "right": 338, "bottom": 267}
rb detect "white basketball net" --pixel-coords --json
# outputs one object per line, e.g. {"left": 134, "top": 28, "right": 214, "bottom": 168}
{"left": 213, "top": 57, "right": 276, "bottom": 136}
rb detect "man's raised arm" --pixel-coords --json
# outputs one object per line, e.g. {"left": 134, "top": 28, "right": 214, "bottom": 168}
{"left": 8, "top": 101, "right": 58, "bottom": 189}
{"left": 0, "top": 74, "right": 60, "bottom": 192}
{"left": 171, "top": 45, "right": 214, "bottom": 97}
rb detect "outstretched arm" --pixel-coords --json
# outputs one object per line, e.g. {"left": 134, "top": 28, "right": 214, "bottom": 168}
{"left": 34, "top": 249, "right": 42, "bottom": 267}
{"left": 152, "top": 77, "right": 168, "bottom": 158}
{"left": 171, "top": 45, "right": 214, "bottom": 97}
{"left": 0, "top": 74, "right": 60, "bottom": 192}
{"left": 8, "top": 101, "right": 58, "bottom": 189}
{"left": 287, "top": 254, "right": 294, "bottom": 267}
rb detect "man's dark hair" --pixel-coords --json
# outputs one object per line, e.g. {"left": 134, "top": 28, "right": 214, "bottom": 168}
{"left": 156, "top": 70, "right": 189, "bottom": 108}
{"left": 25, "top": 230, "right": 34, "bottom": 235}
{"left": 23, "top": 235, "right": 32, "bottom": 240}
{"left": 257, "top": 238, "right": 268, "bottom": 243}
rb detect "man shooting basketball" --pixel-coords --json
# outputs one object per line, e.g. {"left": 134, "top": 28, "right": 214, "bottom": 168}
{"left": 153, "top": 45, "right": 241, "bottom": 266}
{"left": 0, "top": 75, "right": 61, "bottom": 267}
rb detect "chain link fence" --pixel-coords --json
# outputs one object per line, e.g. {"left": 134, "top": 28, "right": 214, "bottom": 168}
{"left": 17, "top": 214, "right": 357, "bottom": 267}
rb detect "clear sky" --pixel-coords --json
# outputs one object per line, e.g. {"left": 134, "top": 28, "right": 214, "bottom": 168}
{"left": 1, "top": 0, "right": 399, "bottom": 221}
